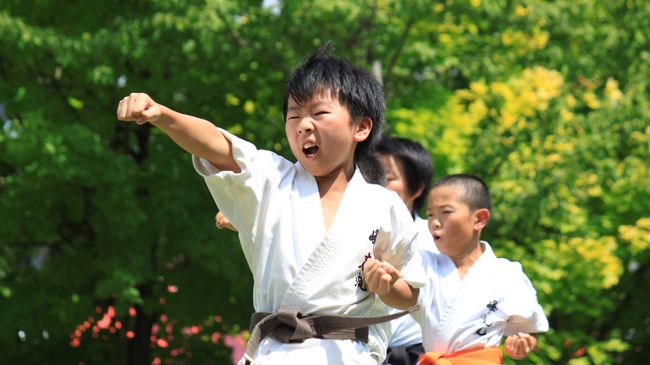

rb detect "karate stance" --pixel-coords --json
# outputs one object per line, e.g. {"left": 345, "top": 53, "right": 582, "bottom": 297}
{"left": 414, "top": 174, "right": 549, "bottom": 364}
{"left": 117, "top": 44, "right": 425, "bottom": 364}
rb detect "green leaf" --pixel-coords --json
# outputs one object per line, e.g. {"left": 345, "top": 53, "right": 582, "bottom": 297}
{"left": 67, "top": 96, "right": 84, "bottom": 110}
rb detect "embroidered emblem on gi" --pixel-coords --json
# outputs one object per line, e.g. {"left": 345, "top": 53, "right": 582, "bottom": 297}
{"left": 355, "top": 252, "right": 372, "bottom": 291}
{"left": 475, "top": 300, "right": 498, "bottom": 336}
{"left": 368, "top": 229, "right": 379, "bottom": 245}
{"left": 487, "top": 300, "right": 498, "bottom": 312}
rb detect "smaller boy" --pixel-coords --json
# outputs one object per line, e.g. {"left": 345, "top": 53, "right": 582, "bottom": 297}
{"left": 413, "top": 174, "right": 548, "bottom": 364}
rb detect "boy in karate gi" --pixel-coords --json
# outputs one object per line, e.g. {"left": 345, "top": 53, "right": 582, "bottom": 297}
{"left": 116, "top": 44, "right": 426, "bottom": 364}
{"left": 412, "top": 174, "right": 549, "bottom": 364}
{"left": 375, "top": 137, "right": 435, "bottom": 365}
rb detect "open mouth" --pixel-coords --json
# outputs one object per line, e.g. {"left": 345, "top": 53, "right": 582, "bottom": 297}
{"left": 303, "top": 142, "right": 320, "bottom": 157}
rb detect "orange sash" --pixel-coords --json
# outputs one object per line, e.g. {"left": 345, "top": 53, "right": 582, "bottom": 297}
{"left": 418, "top": 347, "right": 503, "bottom": 365}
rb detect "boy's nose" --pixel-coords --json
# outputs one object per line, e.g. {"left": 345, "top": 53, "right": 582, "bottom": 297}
{"left": 297, "top": 117, "right": 314, "bottom": 134}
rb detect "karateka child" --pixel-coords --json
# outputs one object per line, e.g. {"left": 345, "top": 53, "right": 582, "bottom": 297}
{"left": 375, "top": 137, "right": 435, "bottom": 365}
{"left": 412, "top": 174, "right": 549, "bottom": 364}
{"left": 116, "top": 44, "right": 426, "bottom": 365}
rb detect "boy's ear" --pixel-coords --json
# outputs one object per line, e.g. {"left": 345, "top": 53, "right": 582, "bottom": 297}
{"left": 412, "top": 183, "right": 425, "bottom": 201}
{"left": 474, "top": 208, "right": 490, "bottom": 231}
{"left": 353, "top": 116, "right": 373, "bottom": 142}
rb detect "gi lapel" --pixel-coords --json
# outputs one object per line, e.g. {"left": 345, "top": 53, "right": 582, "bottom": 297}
{"left": 280, "top": 170, "right": 362, "bottom": 311}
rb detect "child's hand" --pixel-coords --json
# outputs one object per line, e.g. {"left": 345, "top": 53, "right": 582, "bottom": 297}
{"left": 215, "top": 211, "right": 237, "bottom": 232}
{"left": 504, "top": 332, "right": 537, "bottom": 360}
{"left": 362, "top": 258, "right": 400, "bottom": 295}
{"left": 117, "top": 93, "right": 162, "bottom": 125}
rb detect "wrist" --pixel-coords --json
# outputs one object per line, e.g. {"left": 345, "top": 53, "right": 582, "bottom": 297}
{"left": 150, "top": 104, "right": 170, "bottom": 125}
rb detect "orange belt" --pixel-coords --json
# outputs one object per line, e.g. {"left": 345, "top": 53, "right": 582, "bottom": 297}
{"left": 418, "top": 347, "right": 503, "bottom": 365}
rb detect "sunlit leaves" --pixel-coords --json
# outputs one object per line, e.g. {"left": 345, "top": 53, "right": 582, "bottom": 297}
{"left": 620, "top": 218, "right": 650, "bottom": 256}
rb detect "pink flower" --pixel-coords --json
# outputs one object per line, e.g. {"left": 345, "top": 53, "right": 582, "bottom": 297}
{"left": 223, "top": 334, "right": 246, "bottom": 364}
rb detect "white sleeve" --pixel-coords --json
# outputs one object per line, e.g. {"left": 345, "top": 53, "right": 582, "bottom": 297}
{"left": 503, "top": 263, "right": 549, "bottom": 335}
{"left": 192, "top": 128, "right": 293, "bottom": 240}
{"left": 378, "top": 194, "right": 427, "bottom": 289}
{"left": 413, "top": 251, "right": 436, "bottom": 325}
{"left": 399, "top": 243, "right": 426, "bottom": 289}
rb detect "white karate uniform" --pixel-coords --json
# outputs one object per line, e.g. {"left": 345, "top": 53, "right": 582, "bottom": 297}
{"left": 386, "top": 217, "right": 437, "bottom": 349}
{"left": 193, "top": 129, "right": 426, "bottom": 364}
{"left": 412, "top": 241, "right": 548, "bottom": 354}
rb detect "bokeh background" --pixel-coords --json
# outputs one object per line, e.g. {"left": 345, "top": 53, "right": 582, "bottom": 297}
{"left": 1, "top": 0, "right": 649, "bottom": 364}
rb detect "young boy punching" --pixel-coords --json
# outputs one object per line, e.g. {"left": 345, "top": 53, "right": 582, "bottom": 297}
{"left": 414, "top": 174, "right": 548, "bottom": 364}
{"left": 375, "top": 137, "right": 435, "bottom": 365}
{"left": 116, "top": 44, "right": 425, "bottom": 365}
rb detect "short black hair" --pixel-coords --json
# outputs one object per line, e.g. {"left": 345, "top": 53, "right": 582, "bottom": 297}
{"left": 376, "top": 136, "right": 434, "bottom": 214}
{"left": 356, "top": 153, "right": 386, "bottom": 186}
{"left": 283, "top": 43, "right": 385, "bottom": 162}
{"left": 431, "top": 174, "right": 492, "bottom": 212}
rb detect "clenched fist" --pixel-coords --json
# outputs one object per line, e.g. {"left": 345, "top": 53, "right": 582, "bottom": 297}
{"left": 504, "top": 332, "right": 537, "bottom": 359}
{"left": 215, "top": 211, "right": 237, "bottom": 232}
{"left": 116, "top": 93, "right": 162, "bottom": 125}
{"left": 362, "top": 258, "right": 400, "bottom": 295}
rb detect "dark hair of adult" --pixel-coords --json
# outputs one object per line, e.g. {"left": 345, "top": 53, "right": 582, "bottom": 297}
{"left": 431, "top": 174, "right": 492, "bottom": 212}
{"left": 283, "top": 42, "right": 385, "bottom": 163}
{"left": 376, "top": 136, "right": 434, "bottom": 215}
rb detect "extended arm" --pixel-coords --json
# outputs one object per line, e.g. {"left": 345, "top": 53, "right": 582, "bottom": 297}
{"left": 116, "top": 93, "right": 239, "bottom": 172}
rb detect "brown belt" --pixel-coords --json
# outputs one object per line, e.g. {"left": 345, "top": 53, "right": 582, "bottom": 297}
{"left": 244, "top": 305, "right": 419, "bottom": 364}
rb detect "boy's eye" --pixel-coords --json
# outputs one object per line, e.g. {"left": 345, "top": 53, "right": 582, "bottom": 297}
{"left": 314, "top": 111, "right": 328, "bottom": 116}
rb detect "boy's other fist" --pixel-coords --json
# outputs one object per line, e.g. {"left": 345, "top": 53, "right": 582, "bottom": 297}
{"left": 362, "top": 258, "right": 400, "bottom": 295}
{"left": 117, "top": 93, "right": 161, "bottom": 125}
{"left": 504, "top": 332, "right": 537, "bottom": 360}
{"left": 215, "top": 211, "right": 237, "bottom": 232}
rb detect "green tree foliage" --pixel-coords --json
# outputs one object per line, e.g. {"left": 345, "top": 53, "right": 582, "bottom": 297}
{"left": 390, "top": 1, "right": 650, "bottom": 364}
{"left": 1, "top": 0, "right": 648, "bottom": 364}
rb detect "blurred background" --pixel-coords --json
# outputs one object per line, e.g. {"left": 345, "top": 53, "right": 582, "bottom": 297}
{"left": 1, "top": 0, "right": 648, "bottom": 364}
